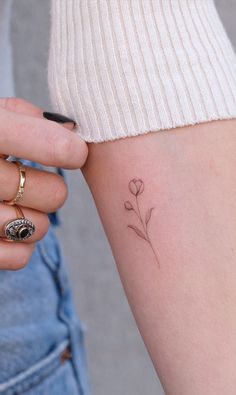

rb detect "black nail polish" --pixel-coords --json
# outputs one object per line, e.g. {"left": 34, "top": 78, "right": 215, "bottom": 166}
{"left": 43, "top": 111, "right": 76, "bottom": 127}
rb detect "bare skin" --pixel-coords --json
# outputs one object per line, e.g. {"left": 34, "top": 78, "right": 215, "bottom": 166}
{"left": 0, "top": 97, "right": 88, "bottom": 270}
{"left": 82, "top": 119, "right": 236, "bottom": 394}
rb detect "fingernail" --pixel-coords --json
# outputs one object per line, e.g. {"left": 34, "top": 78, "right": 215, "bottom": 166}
{"left": 43, "top": 111, "right": 76, "bottom": 127}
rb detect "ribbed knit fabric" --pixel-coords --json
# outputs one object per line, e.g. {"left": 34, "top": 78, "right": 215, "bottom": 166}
{"left": 48, "top": 0, "right": 236, "bottom": 143}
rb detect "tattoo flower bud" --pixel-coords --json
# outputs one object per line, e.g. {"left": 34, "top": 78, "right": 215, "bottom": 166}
{"left": 124, "top": 201, "right": 133, "bottom": 210}
{"left": 129, "top": 179, "right": 144, "bottom": 196}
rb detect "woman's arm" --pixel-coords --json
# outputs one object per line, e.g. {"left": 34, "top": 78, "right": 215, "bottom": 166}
{"left": 48, "top": 0, "right": 236, "bottom": 392}
{"left": 82, "top": 119, "right": 236, "bottom": 394}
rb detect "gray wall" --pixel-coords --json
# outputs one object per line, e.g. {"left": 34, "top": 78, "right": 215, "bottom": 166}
{"left": 11, "top": 2, "right": 236, "bottom": 394}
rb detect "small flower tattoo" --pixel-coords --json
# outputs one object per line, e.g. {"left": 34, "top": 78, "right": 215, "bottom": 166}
{"left": 124, "top": 178, "right": 160, "bottom": 267}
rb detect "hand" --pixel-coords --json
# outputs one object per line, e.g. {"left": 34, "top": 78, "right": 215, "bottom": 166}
{"left": 0, "top": 97, "right": 88, "bottom": 270}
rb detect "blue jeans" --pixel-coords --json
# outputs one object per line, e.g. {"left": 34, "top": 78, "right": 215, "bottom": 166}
{"left": 0, "top": 161, "right": 91, "bottom": 395}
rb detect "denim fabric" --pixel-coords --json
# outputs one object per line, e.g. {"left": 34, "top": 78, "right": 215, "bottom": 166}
{"left": 0, "top": 160, "right": 91, "bottom": 395}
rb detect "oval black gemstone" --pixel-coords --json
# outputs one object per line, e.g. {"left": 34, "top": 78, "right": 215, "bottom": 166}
{"left": 18, "top": 227, "right": 30, "bottom": 239}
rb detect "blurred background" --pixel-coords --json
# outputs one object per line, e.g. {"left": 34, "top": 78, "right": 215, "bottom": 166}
{"left": 11, "top": 1, "right": 236, "bottom": 394}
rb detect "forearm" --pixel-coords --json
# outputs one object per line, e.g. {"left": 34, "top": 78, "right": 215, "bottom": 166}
{"left": 82, "top": 119, "right": 236, "bottom": 394}
{"left": 47, "top": 0, "right": 236, "bottom": 391}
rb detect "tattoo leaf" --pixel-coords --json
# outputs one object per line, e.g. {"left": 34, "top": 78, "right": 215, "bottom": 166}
{"left": 124, "top": 201, "right": 133, "bottom": 211}
{"left": 145, "top": 207, "right": 154, "bottom": 225}
{"left": 127, "top": 225, "right": 147, "bottom": 241}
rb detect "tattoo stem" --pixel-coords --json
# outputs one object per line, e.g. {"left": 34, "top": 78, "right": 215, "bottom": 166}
{"left": 136, "top": 195, "right": 160, "bottom": 266}
{"left": 147, "top": 237, "right": 160, "bottom": 267}
{"left": 135, "top": 195, "right": 147, "bottom": 237}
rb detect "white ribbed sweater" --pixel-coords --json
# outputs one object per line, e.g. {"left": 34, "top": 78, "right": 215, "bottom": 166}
{"left": 48, "top": 0, "right": 236, "bottom": 143}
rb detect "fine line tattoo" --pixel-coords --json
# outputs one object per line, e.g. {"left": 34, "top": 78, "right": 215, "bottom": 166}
{"left": 124, "top": 178, "right": 160, "bottom": 267}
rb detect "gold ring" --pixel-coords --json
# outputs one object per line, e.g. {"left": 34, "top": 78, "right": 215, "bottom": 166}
{"left": 3, "top": 161, "right": 26, "bottom": 205}
{"left": 1, "top": 204, "right": 35, "bottom": 242}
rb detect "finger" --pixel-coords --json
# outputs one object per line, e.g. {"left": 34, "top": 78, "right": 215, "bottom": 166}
{"left": 0, "top": 203, "right": 50, "bottom": 243}
{"left": 0, "top": 241, "right": 35, "bottom": 270}
{"left": 0, "top": 98, "right": 88, "bottom": 168}
{"left": 0, "top": 98, "right": 75, "bottom": 127}
{"left": 0, "top": 98, "right": 76, "bottom": 131}
{"left": 0, "top": 97, "right": 43, "bottom": 117}
{"left": 0, "top": 159, "right": 68, "bottom": 213}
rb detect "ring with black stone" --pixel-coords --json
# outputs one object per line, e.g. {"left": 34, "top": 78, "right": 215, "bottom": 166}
{"left": 2, "top": 205, "right": 35, "bottom": 242}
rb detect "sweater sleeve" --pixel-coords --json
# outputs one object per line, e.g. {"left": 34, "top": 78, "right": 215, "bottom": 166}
{"left": 47, "top": 0, "right": 236, "bottom": 143}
